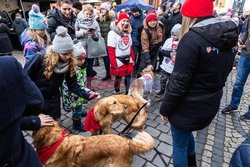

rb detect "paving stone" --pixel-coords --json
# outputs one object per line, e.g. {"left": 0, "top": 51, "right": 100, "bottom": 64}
{"left": 147, "top": 113, "right": 158, "bottom": 120}
{"left": 152, "top": 154, "right": 170, "bottom": 167}
{"left": 144, "top": 162, "right": 157, "bottom": 167}
{"left": 211, "top": 161, "right": 222, "bottom": 167}
{"left": 202, "top": 156, "right": 211, "bottom": 164}
{"left": 62, "top": 118, "right": 73, "bottom": 128}
{"left": 212, "top": 155, "right": 223, "bottom": 164}
{"left": 213, "top": 148, "right": 223, "bottom": 156}
{"left": 115, "top": 124, "right": 126, "bottom": 132}
{"left": 141, "top": 150, "right": 156, "bottom": 161}
{"left": 146, "top": 119, "right": 159, "bottom": 128}
{"left": 145, "top": 126, "right": 161, "bottom": 138}
{"left": 203, "top": 150, "right": 212, "bottom": 158}
{"left": 132, "top": 155, "right": 146, "bottom": 167}
{"left": 157, "top": 142, "right": 172, "bottom": 157}
{"left": 156, "top": 124, "right": 170, "bottom": 133}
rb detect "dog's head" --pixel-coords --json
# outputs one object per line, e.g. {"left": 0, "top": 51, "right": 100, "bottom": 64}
{"left": 94, "top": 96, "right": 128, "bottom": 121}
{"left": 141, "top": 66, "right": 154, "bottom": 79}
{"left": 32, "top": 121, "right": 62, "bottom": 149}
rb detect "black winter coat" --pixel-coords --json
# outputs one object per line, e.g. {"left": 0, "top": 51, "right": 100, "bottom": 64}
{"left": 12, "top": 18, "right": 29, "bottom": 38}
{"left": 165, "top": 11, "right": 182, "bottom": 38}
{"left": 47, "top": 9, "right": 76, "bottom": 40}
{"left": 160, "top": 17, "right": 239, "bottom": 131}
{"left": 0, "top": 23, "right": 13, "bottom": 55}
{"left": 0, "top": 56, "right": 43, "bottom": 167}
{"left": 24, "top": 54, "right": 91, "bottom": 119}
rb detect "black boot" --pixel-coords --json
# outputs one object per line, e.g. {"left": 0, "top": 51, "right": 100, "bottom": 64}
{"left": 72, "top": 117, "right": 86, "bottom": 132}
{"left": 188, "top": 154, "right": 197, "bottom": 167}
{"left": 81, "top": 110, "right": 87, "bottom": 117}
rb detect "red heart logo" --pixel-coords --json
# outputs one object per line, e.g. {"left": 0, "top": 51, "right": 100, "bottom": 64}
{"left": 122, "top": 35, "right": 129, "bottom": 45}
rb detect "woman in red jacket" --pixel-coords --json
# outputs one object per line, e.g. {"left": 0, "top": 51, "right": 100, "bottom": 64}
{"left": 107, "top": 12, "right": 134, "bottom": 94}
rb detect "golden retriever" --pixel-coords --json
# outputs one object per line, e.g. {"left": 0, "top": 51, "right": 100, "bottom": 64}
{"left": 33, "top": 122, "right": 154, "bottom": 167}
{"left": 128, "top": 66, "right": 154, "bottom": 106}
{"left": 87, "top": 95, "right": 147, "bottom": 135}
{"left": 84, "top": 96, "right": 128, "bottom": 135}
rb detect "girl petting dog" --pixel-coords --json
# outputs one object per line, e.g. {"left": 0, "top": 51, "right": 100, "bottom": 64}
{"left": 24, "top": 26, "right": 101, "bottom": 120}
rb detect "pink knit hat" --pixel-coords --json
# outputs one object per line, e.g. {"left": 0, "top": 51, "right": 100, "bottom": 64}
{"left": 100, "top": 2, "right": 111, "bottom": 11}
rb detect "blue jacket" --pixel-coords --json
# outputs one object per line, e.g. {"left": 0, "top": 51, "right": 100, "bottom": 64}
{"left": 0, "top": 56, "right": 43, "bottom": 167}
{"left": 230, "top": 137, "right": 250, "bottom": 167}
{"left": 130, "top": 13, "right": 145, "bottom": 46}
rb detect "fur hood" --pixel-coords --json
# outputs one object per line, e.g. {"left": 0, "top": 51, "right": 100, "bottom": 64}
{"left": 110, "top": 21, "right": 125, "bottom": 36}
{"left": 97, "top": 10, "right": 115, "bottom": 23}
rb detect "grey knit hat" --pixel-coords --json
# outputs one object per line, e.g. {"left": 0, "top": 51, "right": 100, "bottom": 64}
{"left": 74, "top": 42, "right": 86, "bottom": 59}
{"left": 52, "top": 26, "right": 74, "bottom": 54}
{"left": 171, "top": 23, "right": 182, "bottom": 36}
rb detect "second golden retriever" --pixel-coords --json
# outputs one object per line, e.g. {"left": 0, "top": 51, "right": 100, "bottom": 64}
{"left": 33, "top": 122, "right": 154, "bottom": 167}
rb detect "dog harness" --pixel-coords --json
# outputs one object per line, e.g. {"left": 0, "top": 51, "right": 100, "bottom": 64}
{"left": 36, "top": 129, "right": 67, "bottom": 165}
{"left": 84, "top": 107, "right": 101, "bottom": 132}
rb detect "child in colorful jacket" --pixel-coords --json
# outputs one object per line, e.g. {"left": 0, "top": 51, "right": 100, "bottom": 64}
{"left": 20, "top": 4, "right": 50, "bottom": 62}
{"left": 61, "top": 42, "right": 94, "bottom": 131}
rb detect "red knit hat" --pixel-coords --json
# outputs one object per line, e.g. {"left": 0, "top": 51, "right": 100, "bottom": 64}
{"left": 181, "top": 0, "right": 214, "bottom": 18}
{"left": 146, "top": 13, "right": 158, "bottom": 23}
{"left": 115, "top": 12, "right": 130, "bottom": 25}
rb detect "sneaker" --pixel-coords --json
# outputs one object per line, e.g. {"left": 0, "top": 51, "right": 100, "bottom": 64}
{"left": 102, "top": 76, "right": 111, "bottom": 81}
{"left": 221, "top": 105, "right": 238, "bottom": 114}
{"left": 240, "top": 112, "right": 250, "bottom": 121}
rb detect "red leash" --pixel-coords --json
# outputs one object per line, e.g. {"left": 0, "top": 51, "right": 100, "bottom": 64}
{"left": 36, "top": 129, "right": 68, "bottom": 165}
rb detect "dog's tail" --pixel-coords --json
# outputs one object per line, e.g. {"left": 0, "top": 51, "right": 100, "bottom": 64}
{"left": 130, "top": 131, "right": 154, "bottom": 154}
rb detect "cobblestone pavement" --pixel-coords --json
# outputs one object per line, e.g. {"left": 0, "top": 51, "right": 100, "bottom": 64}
{"left": 13, "top": 51, "right": 249, "bottom": 167}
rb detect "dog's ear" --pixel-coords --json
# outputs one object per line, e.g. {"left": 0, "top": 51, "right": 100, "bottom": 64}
{"left": 94, "top": 99, "right": 108, "bottom": 120}
{"left": 32, "top": 127, "right": 52, "bottom": 148}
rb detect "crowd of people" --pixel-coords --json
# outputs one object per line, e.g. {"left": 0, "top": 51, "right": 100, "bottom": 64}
{"left": 0, "top": 0, "right": 250, "bottom": 166}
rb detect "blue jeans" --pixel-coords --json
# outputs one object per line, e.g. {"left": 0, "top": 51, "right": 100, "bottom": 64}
{"left": 171, "top": 124, "right": 195, "bottom": 167}
{"left": 230, "top": 55, "right": 250, "bottom": 108}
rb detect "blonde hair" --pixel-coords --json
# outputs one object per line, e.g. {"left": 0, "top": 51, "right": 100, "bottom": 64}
{"left": 179, "top": 16, "right": 198, "bottom": 40}
{"left": 83, "top": 4, "right": 94, "bottom": 13}
{"left": 57, "top": 0, "right": 72, "bottom": 7}
{"left": 117, "top": 20, "right": 132, "bottom": 33}
{"left": 43, "top": 47, "right": 77, "bottom": 79}
{"left": 28, "top": 29, "right": 51, "bottom": 48}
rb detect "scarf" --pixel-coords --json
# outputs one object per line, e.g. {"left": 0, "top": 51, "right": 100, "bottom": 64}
{"left": 53, "top": 61, "right": 69, "bottom": 74}
{"left": 36, "top": 130, "right": 67, "bottom": 165}
{"left": 84, "top": 107, "right": 101, "bottom": 132}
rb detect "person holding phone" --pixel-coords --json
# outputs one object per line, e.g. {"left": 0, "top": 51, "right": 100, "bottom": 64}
{"left": 75, "top": 4, "right": 101, "bottom": 88}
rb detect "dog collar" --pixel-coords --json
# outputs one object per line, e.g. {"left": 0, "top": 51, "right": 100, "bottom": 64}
{"left": 36, "top": 129, "right": 67, "bottom": 165}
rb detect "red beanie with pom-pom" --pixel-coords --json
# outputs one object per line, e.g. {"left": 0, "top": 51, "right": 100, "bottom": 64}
{"left": 181, "top": 0, "right": 214, "bottom": 18}
{"left": 115, "top": 12, "right": 130, "bottom": 25}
